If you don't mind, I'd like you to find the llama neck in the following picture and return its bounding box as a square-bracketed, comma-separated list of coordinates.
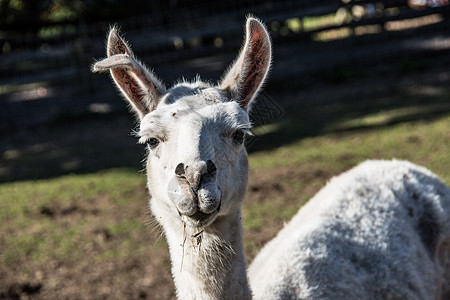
[161, 209, 251, 300]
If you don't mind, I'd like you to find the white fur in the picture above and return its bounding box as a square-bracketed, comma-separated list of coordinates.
[249, 160, 450, 299]
[93, 17, 450, 300]
[143, 84, 253, 299]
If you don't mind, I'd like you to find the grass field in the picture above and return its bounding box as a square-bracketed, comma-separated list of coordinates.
[1, 67, 450, 298]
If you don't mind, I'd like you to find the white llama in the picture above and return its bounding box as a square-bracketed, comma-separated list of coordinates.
[92, 17, 450, 299]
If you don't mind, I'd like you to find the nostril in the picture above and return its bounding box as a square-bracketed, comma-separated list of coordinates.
[206, 160, 216, 175]
[175, 163, 185, 176]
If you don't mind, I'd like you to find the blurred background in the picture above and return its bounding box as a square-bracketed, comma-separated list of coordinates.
[1, 0, 450, 299]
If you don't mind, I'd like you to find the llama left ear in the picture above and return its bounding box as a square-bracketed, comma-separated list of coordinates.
[92, 27, 166, 120]
[220, 17, 272, 111]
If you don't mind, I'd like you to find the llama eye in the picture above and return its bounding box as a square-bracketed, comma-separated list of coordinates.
[232, 130, 245, 145]
[146, 138, 160, 149]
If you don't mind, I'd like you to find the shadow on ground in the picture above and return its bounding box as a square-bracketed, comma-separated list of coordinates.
[248, 88, 450, 153]
[0, 113, 145, 183]
[1, 64, 450, 183]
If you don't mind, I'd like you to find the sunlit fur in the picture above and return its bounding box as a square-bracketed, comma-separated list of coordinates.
[249, 160, 450, 299]
[92, 17, 271, 299]
[142, 82, 252, 299]
[93, 17, 450, 300]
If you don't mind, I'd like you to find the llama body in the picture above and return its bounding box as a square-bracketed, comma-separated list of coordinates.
[93, 17, 450, 300]
[249, 160, 450, 299]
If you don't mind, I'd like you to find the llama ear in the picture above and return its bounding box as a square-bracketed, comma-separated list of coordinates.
[220, 17, 271, 111]
[92, 28, 166, 120]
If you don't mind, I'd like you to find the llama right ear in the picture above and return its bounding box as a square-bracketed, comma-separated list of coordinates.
[92, 28, 166, 120]
[220, 17, 271, 111]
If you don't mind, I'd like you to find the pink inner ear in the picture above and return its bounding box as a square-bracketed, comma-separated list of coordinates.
[251, 26, 263, 41]
[107, 31, 131, 57]
[114, 42, 128, 55]
[111, 68, 149, 115]
[240, 27, 269, 107]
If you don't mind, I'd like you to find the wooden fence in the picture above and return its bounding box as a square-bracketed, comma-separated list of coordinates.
[1, 0, 450, 133]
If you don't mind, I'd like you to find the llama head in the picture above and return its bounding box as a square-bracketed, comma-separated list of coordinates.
[92, 17, 271, 228]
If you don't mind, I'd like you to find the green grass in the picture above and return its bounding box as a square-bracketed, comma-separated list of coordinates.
[0, 103, 449, 297]
[0, 169, 143, 220]
[250, 112, 450, 182]
[243, 198, 297, 230]
[2, 114, 449, 267]
[0, 169, 147, 268]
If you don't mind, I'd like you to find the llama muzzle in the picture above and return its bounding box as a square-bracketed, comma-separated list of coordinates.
[168, 160, 222, 227]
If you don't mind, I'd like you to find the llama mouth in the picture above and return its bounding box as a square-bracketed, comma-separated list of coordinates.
[181, 202, 221, 228]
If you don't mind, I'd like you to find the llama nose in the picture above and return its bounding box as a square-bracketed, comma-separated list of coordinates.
[206, 160, 216, 174]
[175, 160, 216, 191]
[175, 163, 185, 176]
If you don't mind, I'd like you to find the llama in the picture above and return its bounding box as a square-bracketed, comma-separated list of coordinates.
[92, 17, 450, 299]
